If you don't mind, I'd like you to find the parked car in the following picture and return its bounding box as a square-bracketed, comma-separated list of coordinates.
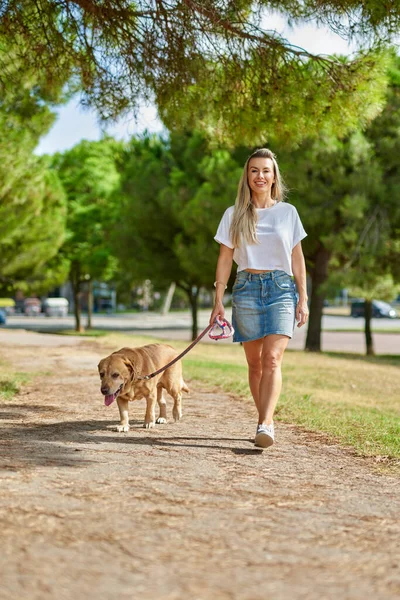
[0, 308, 7, 325]
[350, 299, 398, 319]
[0, 298, 15, 315]
[24, 298, 42, 316]
[43, 297, 69, 317]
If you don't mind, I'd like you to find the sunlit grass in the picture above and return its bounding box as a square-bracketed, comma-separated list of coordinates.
[0, 359, 29, 401]
[38, 328, 110, 337]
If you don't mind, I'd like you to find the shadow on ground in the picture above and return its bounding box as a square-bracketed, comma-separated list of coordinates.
[1, 414, 262, 469]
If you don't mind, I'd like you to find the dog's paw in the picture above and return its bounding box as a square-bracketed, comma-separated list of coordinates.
[116, 424, 130, 433]
[172, 408, 182, 422]
[156, 417, 168, 424]
[143, 422, 155, 429]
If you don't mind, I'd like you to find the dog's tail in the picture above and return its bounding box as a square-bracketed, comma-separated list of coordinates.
[181, 378, 190, 393]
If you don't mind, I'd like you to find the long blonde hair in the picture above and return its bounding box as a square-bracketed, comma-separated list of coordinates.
[230, 148, 287, 247]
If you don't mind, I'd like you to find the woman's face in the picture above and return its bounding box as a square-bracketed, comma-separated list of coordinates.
[247, 157, 275, 195]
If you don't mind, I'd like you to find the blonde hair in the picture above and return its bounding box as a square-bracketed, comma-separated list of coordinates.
[230, 148, 287, 247]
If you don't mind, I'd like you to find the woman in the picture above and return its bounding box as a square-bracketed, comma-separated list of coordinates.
[210, 148, 308, 448]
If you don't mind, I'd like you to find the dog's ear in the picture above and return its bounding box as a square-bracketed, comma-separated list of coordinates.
[97, 359, 104, 372]
[122, 358, 135, 375]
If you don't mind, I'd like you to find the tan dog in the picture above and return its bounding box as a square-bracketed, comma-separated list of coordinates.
[98, 343, 189, 431]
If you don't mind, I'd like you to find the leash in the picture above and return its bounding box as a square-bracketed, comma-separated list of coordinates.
[136, 317, 234, 381]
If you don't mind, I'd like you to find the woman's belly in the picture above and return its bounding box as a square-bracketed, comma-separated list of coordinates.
[244, 269, 274, 274]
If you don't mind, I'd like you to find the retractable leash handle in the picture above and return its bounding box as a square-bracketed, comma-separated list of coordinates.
[136, 316, 234, 382]
[208, 316, 235, 340]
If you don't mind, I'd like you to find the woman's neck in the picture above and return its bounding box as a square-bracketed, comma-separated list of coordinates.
[251, 192, 275, 208]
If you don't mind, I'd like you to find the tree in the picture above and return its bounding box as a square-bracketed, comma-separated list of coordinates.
[0, 39, 68, 292]
[0, 2, 396, 144]
[280, 130, 382, 352]
[276, 53, 400, 355]
[0, 159, 67, 294]
[115, 131, 242, 339]
[365, 55, 400, 286]
[165, 133, 243, 336]
[53, 138, 123, 331]
[338, 54, 400, 355]
[113, 135, 178, 289]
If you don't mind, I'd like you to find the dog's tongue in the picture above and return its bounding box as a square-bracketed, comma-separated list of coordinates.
[104, 394, 115, 406]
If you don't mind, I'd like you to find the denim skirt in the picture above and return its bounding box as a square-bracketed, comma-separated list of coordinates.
[231, 270, 298, 343]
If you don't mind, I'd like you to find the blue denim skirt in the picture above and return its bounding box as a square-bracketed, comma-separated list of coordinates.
[231, 270, 298, 343]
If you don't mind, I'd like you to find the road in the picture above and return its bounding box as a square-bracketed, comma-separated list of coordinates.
[2, 310, 400, 354]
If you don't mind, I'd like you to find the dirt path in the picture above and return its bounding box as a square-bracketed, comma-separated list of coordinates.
[0, 332, 399, 600]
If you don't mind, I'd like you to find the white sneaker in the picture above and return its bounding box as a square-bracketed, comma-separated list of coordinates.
[255, 422, 274, 448]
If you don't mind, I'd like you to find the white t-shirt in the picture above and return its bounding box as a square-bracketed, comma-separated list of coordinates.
[214, 202, 307, 276]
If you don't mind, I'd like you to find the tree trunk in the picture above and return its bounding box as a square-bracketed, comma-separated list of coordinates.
[188, 286, 199, 341]
[70, 263, 83, 332]
[161, 282, 176, 315]
[364, 299, 374, 356]
[72, 283, 82, 332]
[87, 278, 93, 329]
[305, 246, 331, 352]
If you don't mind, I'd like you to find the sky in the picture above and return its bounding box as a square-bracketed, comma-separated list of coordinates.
[35, 12, 356, 156]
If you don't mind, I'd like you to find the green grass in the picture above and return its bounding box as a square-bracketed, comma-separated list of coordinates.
[0, 365, 29, 401]
[276, 392, 399, 459]
[92, 331, 400, 466]
[37, 328, 110, 337]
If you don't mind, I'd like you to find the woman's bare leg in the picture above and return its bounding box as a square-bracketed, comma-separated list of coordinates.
[242, 338, 263, 412]
[258, 334, 290, 425]
[243, 335, 289, 426]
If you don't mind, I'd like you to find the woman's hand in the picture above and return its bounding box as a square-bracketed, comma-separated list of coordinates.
[296, 298, 309, 327]
[209, 301, 225, 325]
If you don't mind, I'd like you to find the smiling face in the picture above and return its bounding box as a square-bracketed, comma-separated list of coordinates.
[98, 355, 132, 406]
[247, 157, 276, 197]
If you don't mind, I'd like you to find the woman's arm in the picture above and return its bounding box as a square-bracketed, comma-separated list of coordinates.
[291, 242, 309, 328]
[209, 244, 234, 324]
